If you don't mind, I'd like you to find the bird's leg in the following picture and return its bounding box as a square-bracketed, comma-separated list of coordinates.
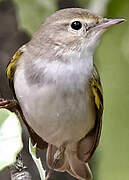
[46, 144, 66, 180]
[0, 98, 18, 111]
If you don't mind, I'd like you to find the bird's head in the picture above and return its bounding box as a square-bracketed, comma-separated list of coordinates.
[31, 8, 125, 59]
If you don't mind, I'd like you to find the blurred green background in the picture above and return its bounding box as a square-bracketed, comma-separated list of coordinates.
[0, 0, 129, 179]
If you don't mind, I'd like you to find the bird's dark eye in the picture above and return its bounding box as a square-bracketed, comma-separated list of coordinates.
[71, 21, 82, 30]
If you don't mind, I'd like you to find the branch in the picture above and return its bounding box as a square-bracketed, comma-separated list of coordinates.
[9, 154, 32, 180]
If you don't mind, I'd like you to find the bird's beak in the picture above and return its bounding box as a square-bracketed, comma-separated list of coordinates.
[94, 18, 126, 30]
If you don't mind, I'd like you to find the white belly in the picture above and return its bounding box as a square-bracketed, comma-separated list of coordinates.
[14, 60, 95, 147]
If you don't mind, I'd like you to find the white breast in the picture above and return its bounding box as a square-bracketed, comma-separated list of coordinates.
[14, 56, 95, 147]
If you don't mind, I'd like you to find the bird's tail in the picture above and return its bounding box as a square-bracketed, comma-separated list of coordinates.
[46, 143, 92, 180]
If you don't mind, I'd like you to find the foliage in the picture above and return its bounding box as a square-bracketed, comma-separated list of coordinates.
[14, 0, 57, 35]
[76, 0, 89, 8]
[94, 1, 129, 180]
[0, 109, 23, 171]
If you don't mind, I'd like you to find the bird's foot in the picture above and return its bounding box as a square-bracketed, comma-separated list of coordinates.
[0, 98, 18, 111]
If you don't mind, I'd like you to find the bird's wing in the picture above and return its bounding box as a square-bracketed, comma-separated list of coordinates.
[6, 45, 25, 97]
[6, 45, 48, 149]
[77, 64, 103, 162]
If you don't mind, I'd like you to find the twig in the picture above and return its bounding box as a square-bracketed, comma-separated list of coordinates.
[9, 154, 32, 180]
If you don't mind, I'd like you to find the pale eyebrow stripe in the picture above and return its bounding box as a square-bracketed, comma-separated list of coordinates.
[52, 17, 96, 27]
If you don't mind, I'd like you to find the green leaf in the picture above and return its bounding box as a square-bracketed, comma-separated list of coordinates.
[0, 109, 23, 171]
[14, 0, 57, 35]
[29, 138, 46, 180]
[93, 1, 129, 180]
[77, 0, 89, 8]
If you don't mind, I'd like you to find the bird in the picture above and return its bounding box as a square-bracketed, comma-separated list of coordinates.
[6, 8, 125, 180]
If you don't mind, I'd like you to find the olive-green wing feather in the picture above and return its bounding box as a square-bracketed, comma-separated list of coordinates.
[78, 64, 103, 162]
[6, 45, 48, 149]
[6, 45, 25, 97]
